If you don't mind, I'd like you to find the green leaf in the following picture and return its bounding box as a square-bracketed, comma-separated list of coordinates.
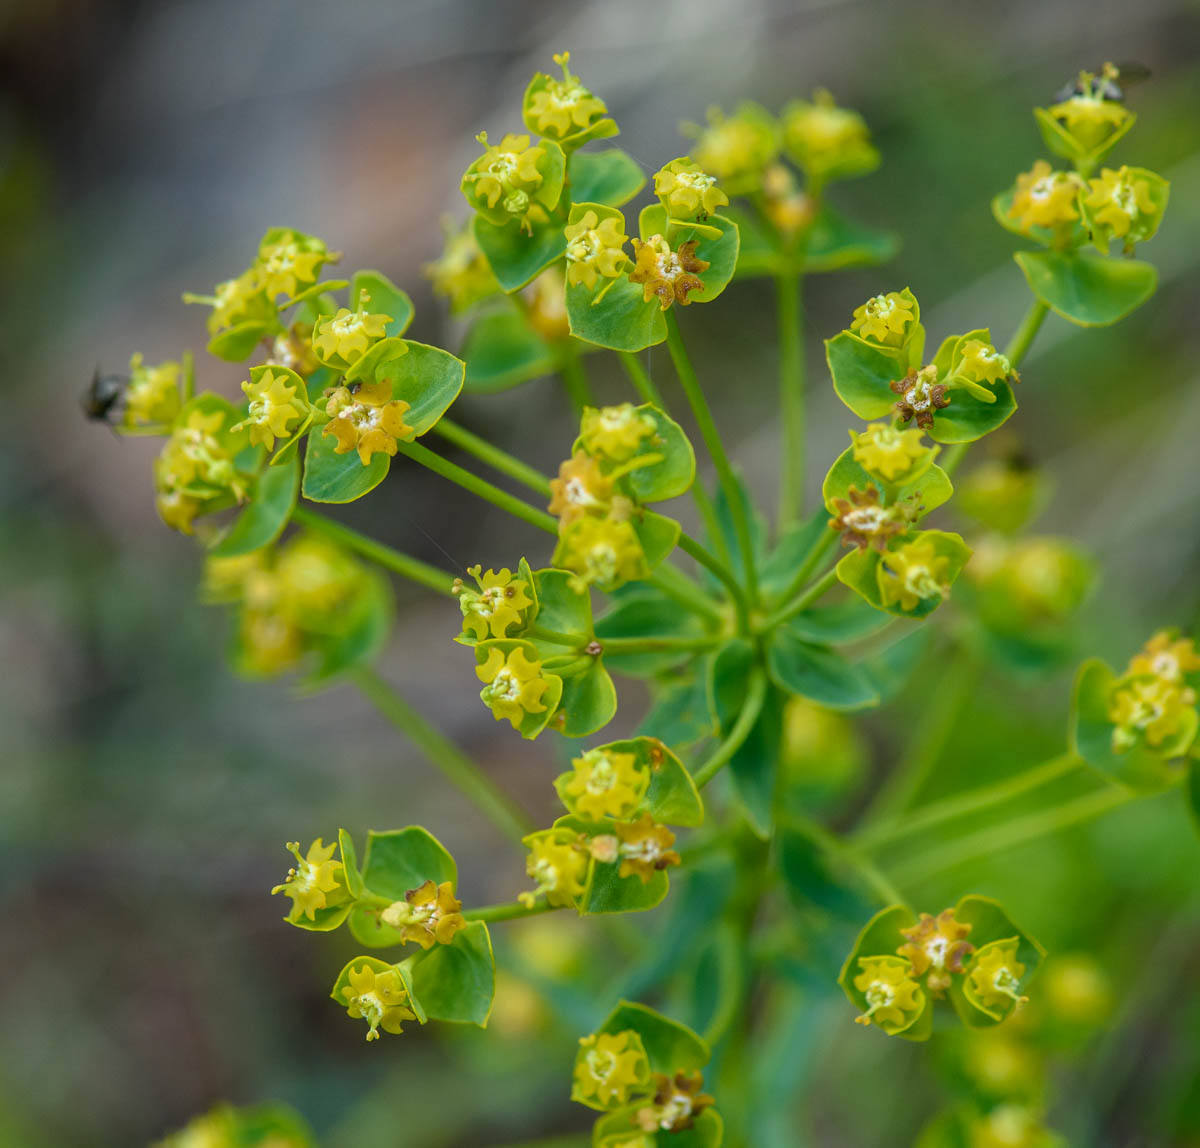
[707, 638, 757, 728]
[337, 828, 364, 898]
[1188, 759, 1200, 838]
[861, 626, 930, 701]
[1014, 249, 1157, 327]
[837, 530, 973, 620]
[207, 318, 276, 363]
[474, 210, 566, 293]
[330, 955, 424, 1024]
[760, 511, 831, 601]
[306, 569, 393, 684]
[596, 1000, 710, 1073]
[567, 148, 646, 207]
[723, 204, 787, 279]
[785, 597, 893, 645]
[617, 404, 696, 504]
[728, 685, 785, 837]
[389, 340, 465, 435]
[822, 445, 953, 519]
[777, 819, 875, 922]
[560, 736, 704, 827]
[361, 826, 457, 898]
[929, 381, 1018, 445]
[208, 452, 299, 557]
[556, 658, 617, 738]
[403, 920, 495, 1026]
[341, 336, 409, 387]
[530, 567, 593, 641]
[475, 638, 565, 740]
[284, 900, 353, 933]
[634, 509, 681, 570]
[583, 856, 670, 915]
[595, 591, 708, 677]
[567, 276, 667, 352]
[951, 895, 1045, 1027]
[351, 270, 414, 338]
[825, 330, 908, 421]
[803, 205, 899, 273]
[301, 429, 390, 503]
[461, 308, 554, 393]
[638, 672, 717, 751]
[766, 625, 880, 711]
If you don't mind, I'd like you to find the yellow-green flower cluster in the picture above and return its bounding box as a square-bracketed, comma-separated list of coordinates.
[339, 961, 417, 1042]
[379, 879, 465, 950]
[322, 378, 414, 466]
[524, 51, 611, 144]
[123, 352, 184, 429]
[153, 404, 250, 534]
[477, 643, 556, 731]
[850, 291, 917, 347]
[425, 216, 502, 313]
[686, 103, 779, 196]
[564, 210, 630, 291]
[561, 746, 648, 820]
[311, 289, 393, 369]
[271, 838, 350, 923]
[573, 1030, 651, 1109]
[231, 366, 310, 452]
[1107, 630, 1199, 755]
[519, 830, 589, 908]
[454, 564, 534, 642]
[653, 158, 729, 222]
[781, 89, 879, 186]
[462, 131, 552, 232]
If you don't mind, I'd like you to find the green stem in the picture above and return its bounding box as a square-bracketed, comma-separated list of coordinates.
[678, 531, 749, 628]
[790, 813, 907, 909]
[464, 900, 559, 923]
[350, 666, 533, 844]
[527, 624, 585, 648]
[665, 311, 759, 604]
[395, 439, 559, 535]
[598, 634, 720, 655]
[693, 671, 768, 788]
[892, 785, 1132, 886]
[431, 418, 552, 497]
[769, 525, 836, 609]
[291, 506, 454, 595]
[618, 350, 666, 408]
[761, 564, 839, 630]
[560, 347, 594, 414]
[776, 272, 805, 529]
[856, 753, 1082, 851]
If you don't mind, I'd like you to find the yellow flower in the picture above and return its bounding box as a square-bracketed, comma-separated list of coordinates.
[967, 939, 1029, 1015]
[1008, 161, 1080, 231]
[274, 534, 359, 621]
[464, 131, 547, 216]
[424, 216, 501, 313]
[957, 340, 1015, 386]
[312, 290, 392, 366]
[850, 422, 931, 482]
[635, 1071, 715, 1134]
[267, 324, 320, 377]
[526, 51, 608, 141]
[1049, 67, 1132, 151]
[613, 813, 680, 883]
[572, 1030, 650, 1108]
[232, 368, 306, 451]
[1083, 166, 1157, 240]
[340, 963, 416, 1041]
[654, 159, 728, 221]
[688, 103, 779, 195]
[549, 450, 614, 525]
[154, 490, 203, 534]
[123, 353, 182, 427]
[877, 538, 952, 612]
[1108, 674, 1197, 752]
[761, 162, 816, 235]
[579, 403, 658, 462]
[380, 879, 465, 949]
[238, 609, 304, 676]
[205, 267, 271, 334]
[897, 908, 975, 997]
[564, 747, 648, 819]
[271, 838, 346, 921]
[323, 378, 414, 466]
[1041, 953, 1112, 1025]
[829, 486, 910, 552]
[257, 230, 331, 299]
[454, 565, 534, 641]
[477, 645, 552, 728]
[1127, 630, 1200, 683]
[520, 833, 587, 908]
[556, 515, 647, 591]
[629, 235, 709, 310]
[851, 291, 916, 346]
[852, 956, 925, 1032]
[781, 89, 878, 183]
[564, 211, 629, 290]
[153, 408, 248, 529]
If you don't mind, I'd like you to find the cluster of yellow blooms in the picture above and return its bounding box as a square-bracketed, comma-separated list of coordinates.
[1107, 631, 1200, 754]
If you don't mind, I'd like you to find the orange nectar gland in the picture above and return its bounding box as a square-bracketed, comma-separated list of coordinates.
[636, 1071, 715, 1134]
[1107, 675, 1196, 753]
[830, 486, 912, 552]
[613, 813, 680, 883]
[520, 835, 588, 908]
[628, 236, 709, 310]
[322, 379, 414, 466]
[312, 290, 392, 365]
[232, 369, 305, 452]
[850, 423, 930, 482]
[380, 879, 465, 949]
[340, 963, 416, 1042]
[549, 451, 615, 525]
[851, 292, 916, 347]
[477, 645, 552, 728]
[968, 941, 1029, 1013]
[890, 366, 951, 430]
[272, 839, 344, 921]
[898, 908, 975, 997]
[878, 538, 952, 613]
[573, 1031, 649, 1107]
[853, 956, 924, 1031]
[1128, 631, 1200, 683]
[454, 565, 533, 641]
[526, 51, 608, 140]
[1008, 162, 1081, 232]
[564, 211, 629, 292]
[654, 159, 729, 221]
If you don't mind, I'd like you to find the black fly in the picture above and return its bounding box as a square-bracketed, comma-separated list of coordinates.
[1053, 61, 1151, 105]
[81, 368, 127, 423]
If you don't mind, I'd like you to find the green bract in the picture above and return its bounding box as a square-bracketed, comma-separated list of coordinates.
[1014, 249, 1158, 327]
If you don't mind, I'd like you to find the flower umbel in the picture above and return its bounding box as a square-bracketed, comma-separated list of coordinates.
[563, 747, 648, 820]
[897, 908, 975, 996]
[579, 404, 659, 462]
[851, 292, 916, 347]
[850, 422, 932, 482]
[340, 963, 416, 1042]
[556, 515, 647, 592]
[549, 451, 615, 525]
[687, 103, 779, 195]
[1127, 630, 1200, 684]
[379, 879, 465, 949]
[424, 216, 501, 313]
[1108, 674, 1196, 753]
[967, 939, 1029, 1015]
[257, 230, 332, 300]
[564, 211, 629, 290]
[124, 353, 183, 428]
[477, 645, 552, 728]
[463, 132, 547, 223]
[323, 379, 414, 466]
[654, 158, 728, 221]
[232, 368, 306, 451]
[1008, 161, 1081, 232]
[453, 565, 534, 641]
[526, 51, 609, 141]
[312, 290, 392, 366]
[272, 838, 346, 921]
[572, 1030, 650, 1108]
[853, 956, 925, 1033]
[628, 236, 709, 310]
[890, 366, 951, 430]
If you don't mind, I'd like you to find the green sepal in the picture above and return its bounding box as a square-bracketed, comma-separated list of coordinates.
[638, 204, 740, 304]
[567, 148, 646, 207]
[461, 307, 555, 393]
[401, 920, 494, 1026]
[595, 591, 709, 677]
[803, 205, 899, 273]
[1069, 658, 1195, 792]
[351, 269, 415, 338]
[1033, 105, 1135, 171]
[207, 318, 278, 363]
[555, 814, 671, 914]
[836, 530, 972, 619]
[208, 450, 299, 557]
[474, 206, 567, 293]
[282, 900, 353, 933]
[475, 637, 565, 739]
[822, 445, 951, 519]
[1014, 249, 1157, 327]
[595, 1000, 710, 1073]
[301, 428, 391, 503]
[766, 625, 880, 711]
[837, 904, 931, 1041]
[594, 1107, 724, 1148]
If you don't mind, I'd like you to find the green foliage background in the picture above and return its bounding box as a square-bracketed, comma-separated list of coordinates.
[1, 2, 1199, 1145]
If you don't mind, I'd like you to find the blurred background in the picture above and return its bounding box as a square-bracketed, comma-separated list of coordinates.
[2, 0, 1200, 1145]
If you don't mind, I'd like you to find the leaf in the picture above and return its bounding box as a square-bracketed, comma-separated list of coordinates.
[567, 148, 646, 207]
[728, 685, 785, 837]
[530, 567, 593, 640]
[777, 819, 875, 922]
[567, 275, 667, 352]
[637, 672, 717, 752]
[785, 597, 894, 644]
[822, 445, 953, 519]
[582, 858, 670, 915]
[803, 205, 899, 274]
[351, 270, 414, 339]
[1189, 759, 1200, 838]
[208, 452, 299, 557]
[707, 638, 757, 727]
[1014, 249, 1157, 327]
[595, 591, 708, 678]
[301, 429, 390, 504]
[474, 210, 566, 293]
[361, 826, 457, 899]
[837, 530, 973, 620]
[595, 1108, 724, 1148]
[634, 509, 681, 570]
[461, 308, 554, 393]
[861, 626, 931, 702]
[207, 318, 275, 363]
[619, 404, 696, 504]
[825, 330, 908, 421]
[950, 895, 1045, 1028]
[596, 1000, 710, 1073]
[559, 736, 704, 827]
[337, 828, 363, 898]
[723, 204, 787, 279]
[759, 510, 831, 601]
[708, 469, 768, 589]
[766, 625, 880, 711]
[403, 921, 495, 1026]
[556, 659, 617, 738]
